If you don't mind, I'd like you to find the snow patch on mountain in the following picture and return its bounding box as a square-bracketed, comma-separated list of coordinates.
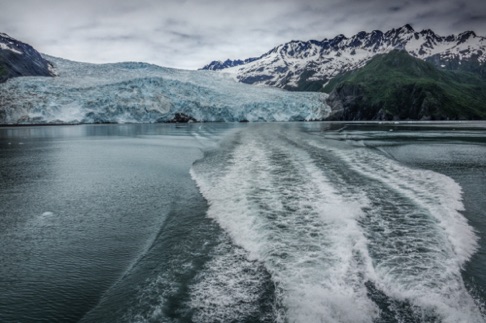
[0, 33, 24, 55]
[0, 42, 23, 55]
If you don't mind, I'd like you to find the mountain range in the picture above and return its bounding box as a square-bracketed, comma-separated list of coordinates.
[202, 24, 486, 91]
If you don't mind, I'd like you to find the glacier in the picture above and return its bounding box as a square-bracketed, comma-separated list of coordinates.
[0, 56, 329, 124]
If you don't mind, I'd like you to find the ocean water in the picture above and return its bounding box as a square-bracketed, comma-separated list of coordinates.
[0, 122, 485, 323]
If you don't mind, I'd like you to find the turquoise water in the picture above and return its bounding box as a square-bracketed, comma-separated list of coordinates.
[0, 122, 485, 322]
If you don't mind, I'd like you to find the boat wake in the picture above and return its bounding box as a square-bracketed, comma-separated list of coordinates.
[190, 124, 484, 323]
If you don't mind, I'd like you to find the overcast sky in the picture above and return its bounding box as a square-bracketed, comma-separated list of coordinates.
[1, 0, 485, 69]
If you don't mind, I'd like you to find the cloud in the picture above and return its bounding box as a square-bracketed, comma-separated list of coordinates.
[0, 0, 485, 69]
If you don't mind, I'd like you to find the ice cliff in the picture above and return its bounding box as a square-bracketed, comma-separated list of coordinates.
[0, 56, 329, 124]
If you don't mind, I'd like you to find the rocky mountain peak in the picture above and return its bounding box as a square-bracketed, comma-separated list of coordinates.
[402, 24, 415, 32]
[457, 31, 477, 43]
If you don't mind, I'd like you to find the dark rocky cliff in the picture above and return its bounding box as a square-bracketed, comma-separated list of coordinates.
[0, 33, 54, 83]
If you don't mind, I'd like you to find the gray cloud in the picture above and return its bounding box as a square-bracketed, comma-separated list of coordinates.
[0, 0, 485, 69]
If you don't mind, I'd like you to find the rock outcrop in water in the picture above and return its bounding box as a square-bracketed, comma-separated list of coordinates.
[167, 113, 197, 123]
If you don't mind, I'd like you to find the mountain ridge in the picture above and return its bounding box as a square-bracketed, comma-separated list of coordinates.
[201, 25, 486, 91]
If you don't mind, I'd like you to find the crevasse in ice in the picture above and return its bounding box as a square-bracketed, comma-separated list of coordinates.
[0, 56, 329, 124]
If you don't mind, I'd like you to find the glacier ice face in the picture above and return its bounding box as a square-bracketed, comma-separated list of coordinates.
[0, 56, 329, 124]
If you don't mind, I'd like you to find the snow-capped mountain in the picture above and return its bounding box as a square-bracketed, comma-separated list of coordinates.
[0, 55, 328, 124]
[0, 33, 54, 82]
[201, 25, 486, 90]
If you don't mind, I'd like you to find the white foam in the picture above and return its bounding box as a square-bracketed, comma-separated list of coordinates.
[336, 148, 477, 265]
[124, 271, 180, 323]
[305, 139, 483, 322]
[191, 127, 379, 322]
[187, 236, 273, 322]
[191, 125, 484, 322]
